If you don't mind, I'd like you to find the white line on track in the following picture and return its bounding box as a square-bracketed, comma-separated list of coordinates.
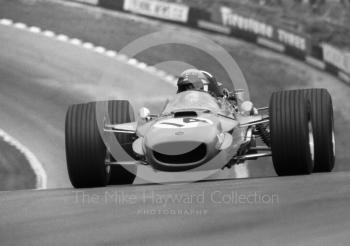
[127, 58, 138, 65]
[70, 38, 82, 45]
[13, 22, 27, 29]
[82, 42, 94, 49]
[8, 19, 178, 86]
[0, 18, 177, 85]
[136, 62, 147, 69]
[115, 54, 129, 62]
[105, 50, 117, 57]
[0, 129, 47, 189]
[29, 26, 41, 33]
[0, 18, 13, 26]
[155, 70, 167, 77]
[43, 30, 55, 37]
[56, 34, 69, 42]
[94, 46, 106, 53]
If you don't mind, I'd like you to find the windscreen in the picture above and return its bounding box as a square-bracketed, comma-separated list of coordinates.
[162, 91, 221, 114]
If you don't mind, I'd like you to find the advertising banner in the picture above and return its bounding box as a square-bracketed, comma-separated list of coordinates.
[123, 0, 190, 23]
[220, 6, 308, 51]
[322, 43, 350, 74]
[220, 6, 274, 39]
[276, 28, 307, 51]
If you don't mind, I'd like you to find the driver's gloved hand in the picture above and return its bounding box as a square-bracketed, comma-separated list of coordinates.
[223, 88, 236, 100]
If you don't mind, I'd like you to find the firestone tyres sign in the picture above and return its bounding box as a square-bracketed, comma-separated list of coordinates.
[220, 6, 307, 51]
[277, 29, 306, 51]
[123, 0, 190, 23]
[220, 6, 274, 39]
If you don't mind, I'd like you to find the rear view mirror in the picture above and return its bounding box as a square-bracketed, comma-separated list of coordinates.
[139, 107, 151, 119]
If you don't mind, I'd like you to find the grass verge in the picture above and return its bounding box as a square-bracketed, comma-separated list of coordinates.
[0, 138, 36, 190]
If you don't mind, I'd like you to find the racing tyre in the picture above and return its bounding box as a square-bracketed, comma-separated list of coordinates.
[65, 100, 136, 188]
[269, 90, 314, 176]
[302, 89, 335, 172]
[65, 102, 108, 188]
[107, 100, 137, 185]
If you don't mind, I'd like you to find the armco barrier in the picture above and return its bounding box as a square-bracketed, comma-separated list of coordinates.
[98, 0, 123, 11]
[310, 43, 323, 60]
[68, 0, 350, 86]
[284, 46, 305, 60]
[187, 7, 210, 27]
[73, 0, 99, 5]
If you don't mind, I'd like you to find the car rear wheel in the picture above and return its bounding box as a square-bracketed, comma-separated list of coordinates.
[301, 88, 335, 172]
[269, 90, 314, 176]
[65, 100, 136, 188]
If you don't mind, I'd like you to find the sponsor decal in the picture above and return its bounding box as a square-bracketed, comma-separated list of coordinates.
[322, 43, 350, 74]
[277, 29, 306, 51]
[154, 117, 213, 128]
[123, 0, 189, 23]
[220, 6, 274, 39]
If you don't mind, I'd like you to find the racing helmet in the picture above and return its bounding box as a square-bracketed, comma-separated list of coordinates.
[177, 69, 210, 93]
[200, 70, 224, 97]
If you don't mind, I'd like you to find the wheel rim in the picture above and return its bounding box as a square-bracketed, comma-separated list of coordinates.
[308, 121, 315, 162]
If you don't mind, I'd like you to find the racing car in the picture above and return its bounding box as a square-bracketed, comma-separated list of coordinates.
[65, 70, 335, 188]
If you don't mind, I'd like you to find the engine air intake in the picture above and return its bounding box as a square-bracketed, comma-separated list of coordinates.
[153, 143, 206, 164]
[174, 111, 197, 118]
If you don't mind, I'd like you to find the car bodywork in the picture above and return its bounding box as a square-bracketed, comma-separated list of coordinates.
[104, 90, 270, 172]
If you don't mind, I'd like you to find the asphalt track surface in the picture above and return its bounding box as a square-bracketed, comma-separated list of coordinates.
[1, 10, 350, 245]
[0, 24, 175, 189]
[1, 172, 350, 246]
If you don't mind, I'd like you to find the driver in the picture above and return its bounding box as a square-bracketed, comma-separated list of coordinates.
[177, 69, 224, 97]
[177, 69, 209, 93]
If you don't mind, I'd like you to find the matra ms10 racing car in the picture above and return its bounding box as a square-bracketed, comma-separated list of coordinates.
[65, 70, 335, 188]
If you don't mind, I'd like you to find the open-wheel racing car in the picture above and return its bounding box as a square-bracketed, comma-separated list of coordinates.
[65, 71, 335, 188]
